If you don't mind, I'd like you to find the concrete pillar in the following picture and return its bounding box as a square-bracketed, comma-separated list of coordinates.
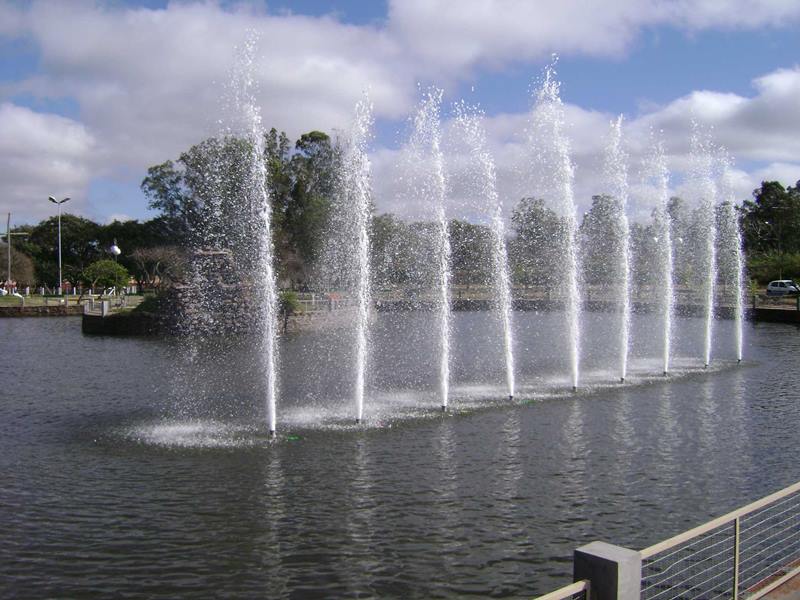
[574, 541, 641, 600]
[101, 300, 110, 317]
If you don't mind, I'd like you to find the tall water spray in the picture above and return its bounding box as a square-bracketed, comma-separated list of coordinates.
[249, 120, 280, 437]
[719, 157, 746, 363]
[455, 104, 515, 400]
[409, 90, 451, 410]
[342, 96, 375, 424]
[690, 128, 718, 368]
[530, 64, 581, 390]
[231, 35, 280, 436]
[650, 137, 675, 375]
[604, 117, 632, 382]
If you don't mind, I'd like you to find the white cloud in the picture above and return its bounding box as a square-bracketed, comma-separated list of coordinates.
[370, 65, 800, 224]
[386, 0, 800, 78]
[0, 0, 799, 224]
[0, 103, 95, 223]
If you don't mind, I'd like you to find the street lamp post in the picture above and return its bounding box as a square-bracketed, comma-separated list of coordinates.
[48, 196, 70, 295]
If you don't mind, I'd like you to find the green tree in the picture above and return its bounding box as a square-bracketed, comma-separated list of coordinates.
[510, 197, 567, 286]
[82, 260, 130, 291]
[449, 219, 492, 287]
[0, 244, 36, 287]
[279, 289, 301, 332]
[25, 214, 102, 286]
[97, 218, 173, 278]
[579, 194, 634, 286]
[140, 160, 194, 243]
[283, 131, 337, 266]
[741, 180, 800, 254]
[370, 214, 419, 287]
[629, 221, 658, 287]
[142, 130, 340, 285]
[129, 246, 186, 292]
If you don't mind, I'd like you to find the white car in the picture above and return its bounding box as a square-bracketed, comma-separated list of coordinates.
[766, 280, 800, 296]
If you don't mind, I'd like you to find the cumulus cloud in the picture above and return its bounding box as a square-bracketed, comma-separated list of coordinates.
[0, 103, 95, 223]
[370, 65, 800, 224]
[0, 0, 799, 224]
[387, 0, 800, 78]
[8, 1, 414, 165]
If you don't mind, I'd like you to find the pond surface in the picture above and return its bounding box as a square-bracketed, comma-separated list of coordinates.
[1, 311, 798, 598]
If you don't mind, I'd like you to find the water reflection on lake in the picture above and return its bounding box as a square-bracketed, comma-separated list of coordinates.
[1, 313, 798, 598]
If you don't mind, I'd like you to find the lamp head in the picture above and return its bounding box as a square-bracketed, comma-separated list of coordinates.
[48, 196, 57, 203]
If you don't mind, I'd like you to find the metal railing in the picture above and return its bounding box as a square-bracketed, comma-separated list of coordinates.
[535, 579, 590, 600]
[640, 480, 800, 600]
[532, 480, 800, 600]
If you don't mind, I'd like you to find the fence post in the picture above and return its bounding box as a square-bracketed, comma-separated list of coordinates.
[732, 517, 741, 599]
[574, 541, 641, 600]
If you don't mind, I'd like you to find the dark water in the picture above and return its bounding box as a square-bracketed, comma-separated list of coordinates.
[1, 312, 799, 598]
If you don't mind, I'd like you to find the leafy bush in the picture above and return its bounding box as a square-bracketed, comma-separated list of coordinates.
[747, 252, 800, 284]
[82, 260, 130, 290]
[279, 290, 301, 316]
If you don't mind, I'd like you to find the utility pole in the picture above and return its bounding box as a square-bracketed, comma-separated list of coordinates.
[3, 213, 29, 292]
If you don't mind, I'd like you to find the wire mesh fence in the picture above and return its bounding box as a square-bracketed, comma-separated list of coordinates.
[641, 483, 800, 600]
[738, 488, 800, 596]
[641, 522, 736, 599]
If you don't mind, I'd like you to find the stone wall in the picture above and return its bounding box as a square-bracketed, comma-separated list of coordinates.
[166, 283, 262, 335]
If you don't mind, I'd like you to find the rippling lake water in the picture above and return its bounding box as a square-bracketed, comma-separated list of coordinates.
[1, 312, 798, 598]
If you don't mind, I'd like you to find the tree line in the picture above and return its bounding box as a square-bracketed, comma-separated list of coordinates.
[5, 126, 798, 293]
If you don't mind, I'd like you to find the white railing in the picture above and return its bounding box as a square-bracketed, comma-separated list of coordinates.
[534, 579, 590, 600]
[640, 480, 800, 600]
[532, 480, 800, 600]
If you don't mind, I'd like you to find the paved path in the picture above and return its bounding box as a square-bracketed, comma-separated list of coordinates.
[760, 569, 800, 600]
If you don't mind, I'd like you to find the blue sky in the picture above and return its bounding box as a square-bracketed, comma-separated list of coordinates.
[1, 0, 799, 225]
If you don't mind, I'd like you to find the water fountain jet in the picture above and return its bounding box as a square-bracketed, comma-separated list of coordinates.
[604, 116, 632, 384]
[718, 155, 746, 365]
[454, 102, 516, 402]
[529, 63, 582, 390]
[648, 135, 675, 376]
[337, 95, 376, 425]
[690, 126, 719, 369]
[408, 89, 452, 411]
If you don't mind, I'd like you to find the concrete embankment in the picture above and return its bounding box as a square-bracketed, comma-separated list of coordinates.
[80, 294, 800, 336]
[0, 305, 83, 317]
[377, 297, 800, 323]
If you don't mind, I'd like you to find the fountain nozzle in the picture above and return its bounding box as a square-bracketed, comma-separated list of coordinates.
[663, 371, 668, 377]
[620, 377, 625, 383]
[737, 358, 742, 364]
[508, 395, 513, 401]
[704, 363, 709, 369]
[269, 430, 276, 440]
[355, 418, 361, 425]
[441, 405, 447, 413]
[572, 385, 577, 392]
